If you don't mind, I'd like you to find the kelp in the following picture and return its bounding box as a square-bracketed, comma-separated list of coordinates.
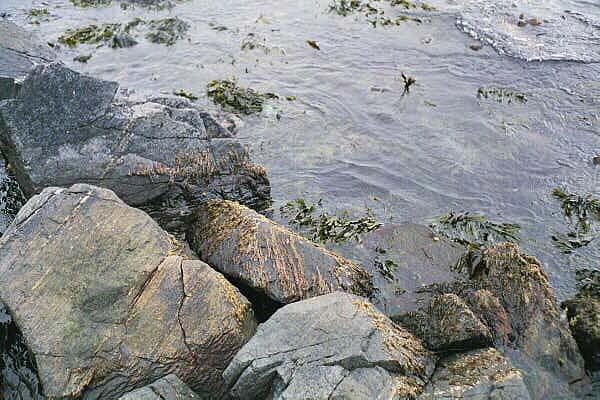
[280, 198, 381, 244]
[551, 188, 600, 253]
[430, 210, 520, 250]
[58, 17, 187, 48]
[173, 89, 198, 101]
[328, 0, 432, 27]
[477, 87, 527, 104]
[207, 79, 278, 115]
[145, 17, 189, 45]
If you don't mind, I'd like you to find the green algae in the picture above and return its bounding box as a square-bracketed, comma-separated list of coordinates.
[477, 87, 527, 104]
[207, 79, 278, 115]
[280, 198, 381, 244]
[430, 210, 520, 250]
[173, 89, 198, 100]
[58, 23, 122, 47]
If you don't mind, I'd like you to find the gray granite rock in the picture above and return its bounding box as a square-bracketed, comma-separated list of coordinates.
[118, 374, 202, 399]
[419, 348, 531, 400]
[0, 63, 270, 234]
[223, 292, 435, 400]
[0, 184, 256, 399]
[187, 200, 374, 310]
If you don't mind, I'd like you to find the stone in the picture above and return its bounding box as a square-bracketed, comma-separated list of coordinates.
[330, 223, 466, 319]
[563, 289, 600, 371]
[118, 374, 201, 399]
[0, 20, 54, 100]
[464, 243, 589, 399]
[419, 348, 531, 400]
[398, 293, 492, 353]
[0, 63, 270, 235]
[0, 184, 256, 399]
[187, 200, 374, 311]
[223, 292, 435, 400]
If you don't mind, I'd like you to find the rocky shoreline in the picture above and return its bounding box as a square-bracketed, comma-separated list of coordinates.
[0, 20, 598, 400]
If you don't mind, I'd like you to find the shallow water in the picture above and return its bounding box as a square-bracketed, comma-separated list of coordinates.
[1, 0, 599, 300]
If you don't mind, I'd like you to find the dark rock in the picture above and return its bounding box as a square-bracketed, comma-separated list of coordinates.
[331, 223, 467, 318]
[223, 292, 435, 400]
[0, 63, 270, 235]
[0, 20, 54, 101]
[462, 288, 512, 347]
[0, 184, 256, 399]
[563, 291, 600, 371]
[398, 293, 492, 353]
[0, 158, 26, 235]
[187, 200, 374, 307]
[419, 348, 531, 399]
[118, 374, 201, 399]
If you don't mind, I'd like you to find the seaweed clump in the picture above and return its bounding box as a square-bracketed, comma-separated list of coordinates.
[173, 89, 198, 101]
[145, 17, 189, 45]
[280, 198, 381, 244]
[58, 23, 131, 48]
[551, 188, 600, 253]
[70, 0, 112, 6]
[328, 0, 432, 27]
[207, 79, 278, 115]
[477, 87, 527, 104]
[26, 8, 50, 25]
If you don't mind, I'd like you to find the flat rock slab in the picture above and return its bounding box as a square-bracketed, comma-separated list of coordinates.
[419, 348, 531, 400]
[0, 184, 256, 399]
[0, 62, 270, 234]
[0, 20, 54, 100]
[224, 292, 435, 400]
[187, 200, 374, 307]
[118, 374, 201, 399]
[331, 223, 467, 318]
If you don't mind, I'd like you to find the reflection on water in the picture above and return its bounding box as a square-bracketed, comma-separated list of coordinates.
[0, 0, 599, 299]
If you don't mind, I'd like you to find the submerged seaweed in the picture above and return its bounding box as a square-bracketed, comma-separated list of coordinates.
[145, 17, 189, 45]
[574, 268, 600, 298]
[173, 89, 198, 100]
[430, 210, 520, 250]
[207, 79, 278, 115]
[551, 188, 600, 253]
[477, 87, 527, 104]
[280, 198, 381, 244]
[328, 0, 431, 27]
[58, 23, 129, 47]
[70, 0, 112, 7]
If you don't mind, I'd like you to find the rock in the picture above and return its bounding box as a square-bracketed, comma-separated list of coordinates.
[464, 243, 589, 399]
[223, 292, 435, 400]
[0, 184, 256, 399]
[330, 223, 466, 319]
[0, 62, 270, 235]
[462, 289, 512, 347]
[0, 20, 54, 100]
[0, 158, 25, 235]
[419, 348, 531, 400]
[562, 287, 600, 371]
[398, 293, 492, 353]
[187, 200, 374, 312]
[118, 374, 201, 399]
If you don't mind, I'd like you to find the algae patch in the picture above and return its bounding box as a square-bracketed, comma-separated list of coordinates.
[173, 89, 198, 101]
[328, 0, 432, 27]
[280, 198, 381, 244]
[477, 87, 527, 104]
[145, 17, 190, 45]
[551, 188, 600, 253]
[207, 79, 278, 115]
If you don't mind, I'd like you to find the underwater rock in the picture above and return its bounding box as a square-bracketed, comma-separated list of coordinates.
[0, 184, 256, 399]
[419, 348, 531, 400]
[187, 200, 374, 314]
[118, 374, 201, 399]
[223, 292, 435, 400]
[0, 63, 270, 234]
[331, 223, 467, 319]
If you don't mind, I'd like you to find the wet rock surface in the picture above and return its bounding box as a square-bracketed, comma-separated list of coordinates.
[0, 62, 270, 234]
[562, 285, 600, 372]
[223, 292, 435, 400]
[0, 184, 256, 399]
[187, 200, 374, 309]
[419, 348, 531, 400]
[118, 374, 201, 399]
[331, 223, 467, 318]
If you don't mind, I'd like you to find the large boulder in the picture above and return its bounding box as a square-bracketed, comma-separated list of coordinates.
[0, 20, 54, 100]
[223, 292, 436, 400]
[419, 348, 531, 400]
[118, 374, 200, 399]
[331, 223, 466, 319]
[0, 62, 270, 234]
[187, 200, 374, 310]
[0, 184, 256, 399]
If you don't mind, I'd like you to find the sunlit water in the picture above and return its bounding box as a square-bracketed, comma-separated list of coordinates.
[1, 0, 599, 300]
